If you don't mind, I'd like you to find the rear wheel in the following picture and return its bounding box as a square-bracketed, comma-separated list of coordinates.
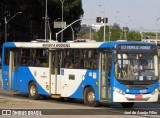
[84, 87, 99, 107]
[28, 82, 40, 100]
[121, 102, 134, 108]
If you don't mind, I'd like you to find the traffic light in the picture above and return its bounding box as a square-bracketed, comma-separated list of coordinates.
[96, 17, 108, 23]
[96, 17, 103, 23]
[103, 18, 108, 23]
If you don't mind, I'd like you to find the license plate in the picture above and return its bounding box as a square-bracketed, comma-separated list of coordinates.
[135, 94, 142, 99]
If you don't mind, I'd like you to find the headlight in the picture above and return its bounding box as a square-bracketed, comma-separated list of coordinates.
[113, 87, 125, 95]
[151, 89, 158, 95]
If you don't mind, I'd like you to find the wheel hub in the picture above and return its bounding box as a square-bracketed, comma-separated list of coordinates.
[88, 91, 95, 102]
[30, 86, 36, 96]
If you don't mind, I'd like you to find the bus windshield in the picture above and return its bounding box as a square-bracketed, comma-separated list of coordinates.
[115, 53, 158, 82]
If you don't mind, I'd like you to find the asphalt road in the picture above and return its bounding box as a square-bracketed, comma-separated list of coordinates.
[0, 69, 160, 118]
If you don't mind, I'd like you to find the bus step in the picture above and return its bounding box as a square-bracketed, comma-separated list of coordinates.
[51, 94, 61, 99]
[10, 90, 18, 92]
[99, 99, 111, 102]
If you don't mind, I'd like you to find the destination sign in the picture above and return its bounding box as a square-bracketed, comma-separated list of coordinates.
[119, 45, 151, 50]
[117, 44, 157, 53]
[42, 43, 70, 48]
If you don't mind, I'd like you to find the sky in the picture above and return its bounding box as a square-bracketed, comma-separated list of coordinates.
[82, 0, 160, 31]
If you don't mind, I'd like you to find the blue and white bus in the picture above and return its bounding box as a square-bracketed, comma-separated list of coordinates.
[1, 41, 159, 107]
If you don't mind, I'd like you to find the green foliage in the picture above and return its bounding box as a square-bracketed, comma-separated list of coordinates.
[92, 24, 141, 42]
[78, 30, 87, 38]
[127, 31, 141, 41]
[143, 32, 156, 36]
[0, 0, 83, 42]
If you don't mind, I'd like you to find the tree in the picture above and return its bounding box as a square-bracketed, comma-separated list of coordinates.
[92, 23, 141, 41]
[0, 0, 84, 43]
[143, 32, 156, 36]
[93, 24, 122, 41]
[127, 31, 141, 41]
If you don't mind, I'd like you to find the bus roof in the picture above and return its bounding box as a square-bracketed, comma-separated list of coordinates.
[3, 41, 156, 49]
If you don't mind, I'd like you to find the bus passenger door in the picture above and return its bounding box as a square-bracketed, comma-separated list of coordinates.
[99, 51, 111, 101]
[50, 50, 62, 95]
[9, 50, 19, 90]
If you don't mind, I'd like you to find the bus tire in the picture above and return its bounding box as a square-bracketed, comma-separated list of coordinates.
[28, 82, 40, 100]
[84, 87, 99, 107]
[121, 102, 134, 108]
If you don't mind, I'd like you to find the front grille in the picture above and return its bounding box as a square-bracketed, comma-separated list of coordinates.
[125, 85, 152, 89]
[126, 97, 150, 101]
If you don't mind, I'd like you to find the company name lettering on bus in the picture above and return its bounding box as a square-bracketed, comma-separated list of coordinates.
[120, 46, 151, 50]
[42, 44, 70, 48]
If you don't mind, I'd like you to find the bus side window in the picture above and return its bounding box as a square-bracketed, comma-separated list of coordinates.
[28, 59, 34, 66]
[65, 61, 70, 68]
[35, 59, 41, 66]
[22, 59, 27, 66]
[41, 59, 48, 67]
[5, 58, 9, 65]
[4, 48, 9, 65]
[74, 62, 79, 68]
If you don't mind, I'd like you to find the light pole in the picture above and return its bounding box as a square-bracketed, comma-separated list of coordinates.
[54, 18, 61, 23]
[56, 19, 82, 41]
[48, 18, 61, 40]
[140, 26, 143, 40]
[109, 25, 111, 41]
[90, 25, 92, 39]
[124, 16, 131, 40]
[4, 11, 22, 42]
[47, 20, 51, 40]
[70, 26, 74, 41]
[59, 0, 65, 42]
[156, 18, 160, 41]
[55, 18, 94, 41]
[103, 0, 107, 42]
[124, 27, 127, 40]
[44, 0, 48, 41]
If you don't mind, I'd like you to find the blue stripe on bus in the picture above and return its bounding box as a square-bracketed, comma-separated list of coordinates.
[2, 66, 9, 90]
[3, 42, 16, 47]
[17, 67, 49, 95]
[99, 41, 155, 48]
[69, 70, 99, 100]
[2, 66, 49, 96]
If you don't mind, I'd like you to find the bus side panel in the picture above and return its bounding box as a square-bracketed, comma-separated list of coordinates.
[17, 67, 50, 96]
[70, 70, 99, 100]
[12, 71, 19, 90]
[61, 69, 99, 100]
[17, 67, 28, 93]
[60, 69, 86, 98]
[2, 66, 9, 90]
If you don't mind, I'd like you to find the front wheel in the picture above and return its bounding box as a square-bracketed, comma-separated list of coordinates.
[121, 102, 134, 108]
[84, 87, 99, 107]
[28, 82, 40, 100]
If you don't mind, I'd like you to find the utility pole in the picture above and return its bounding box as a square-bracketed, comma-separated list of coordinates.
[103, 0, 107, 42]
[4, 12, 22, 42]
[59, 0, 65, 42]
[45, 0, 48, 41]
[156, 18, 160, 42]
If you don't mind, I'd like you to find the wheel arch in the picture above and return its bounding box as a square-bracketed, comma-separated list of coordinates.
[83, 85, 99, 107]
[28, 80, 36, 88]
[83, 85, 94, 103]
[28, 80, 40, 100]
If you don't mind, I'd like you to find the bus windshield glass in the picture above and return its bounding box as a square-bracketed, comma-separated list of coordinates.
[115, 53, 158, 82]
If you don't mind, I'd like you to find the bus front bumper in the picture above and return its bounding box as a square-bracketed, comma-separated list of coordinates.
[113, 90, 159, 102]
